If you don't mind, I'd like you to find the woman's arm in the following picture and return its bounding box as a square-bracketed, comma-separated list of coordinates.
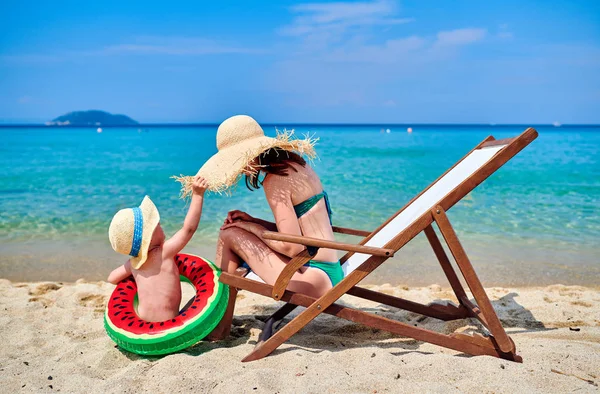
[260, 175, 305, 257]
[224, 210, 278, 232]
[250, 217, 278, 231]
[220, 176, 305, 257]
[221, 220, 303, 258]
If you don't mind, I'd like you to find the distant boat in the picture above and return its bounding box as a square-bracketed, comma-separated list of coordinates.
[407, 127, 413, 133]
[553, 121, 561, 127]
[97, 127, 102, 133]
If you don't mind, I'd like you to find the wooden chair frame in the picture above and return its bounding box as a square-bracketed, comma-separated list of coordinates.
[216, 128, 538, 363]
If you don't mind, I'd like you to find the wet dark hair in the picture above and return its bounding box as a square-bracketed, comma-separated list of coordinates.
[245, 148, 306, 191]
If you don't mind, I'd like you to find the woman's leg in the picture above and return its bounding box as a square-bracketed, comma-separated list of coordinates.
[217, 227, 332, 299]
[207, 229, 244, 341]
[215, 227, 242, 273]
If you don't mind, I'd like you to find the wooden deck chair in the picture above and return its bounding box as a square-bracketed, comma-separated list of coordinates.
[216, 127, 538, 363]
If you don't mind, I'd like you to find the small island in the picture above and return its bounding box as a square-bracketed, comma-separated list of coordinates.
[46, 110, 138, 126]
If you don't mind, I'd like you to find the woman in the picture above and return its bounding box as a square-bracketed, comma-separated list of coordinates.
[178, 115, 341, 299]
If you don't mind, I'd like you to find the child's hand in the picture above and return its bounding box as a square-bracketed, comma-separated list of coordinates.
[192, 175, 209, 195]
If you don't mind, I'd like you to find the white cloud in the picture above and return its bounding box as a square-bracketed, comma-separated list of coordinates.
[280, 0, 414, 38]
[435, 28, 487, 46]
[326, 36, 425, 63]
[95, 37, 265, 56]
[292, 0, 396, 24]
[1, 37, 265, 65]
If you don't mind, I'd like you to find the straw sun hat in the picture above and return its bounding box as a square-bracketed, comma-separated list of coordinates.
[174, 115, 317, 195]
[108, 196, 160, 269]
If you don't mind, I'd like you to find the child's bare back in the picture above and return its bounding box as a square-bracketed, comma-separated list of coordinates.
[107, 176, 208, 322]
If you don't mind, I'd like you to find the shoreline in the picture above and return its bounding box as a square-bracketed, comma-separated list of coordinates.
[1, 236, 599, 287]
[1, 279, 598, 393]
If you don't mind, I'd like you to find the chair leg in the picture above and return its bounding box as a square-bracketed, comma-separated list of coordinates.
[424, 225, 470, 304]
[241, 254, 390, 362]
[206, 268, 249, 341]
[433, 206, 514, 353]
[205, 285, 238, 341]
[256, 303, 298, 346]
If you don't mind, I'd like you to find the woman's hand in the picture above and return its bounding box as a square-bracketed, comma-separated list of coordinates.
[223, 210, 254, 225]
[220, 221, 265, 238]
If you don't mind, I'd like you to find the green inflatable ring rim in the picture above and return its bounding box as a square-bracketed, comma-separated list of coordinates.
[104, 256, 229, 356]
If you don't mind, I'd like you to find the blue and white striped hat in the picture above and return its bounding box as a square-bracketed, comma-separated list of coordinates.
[108, 196, 160, 269]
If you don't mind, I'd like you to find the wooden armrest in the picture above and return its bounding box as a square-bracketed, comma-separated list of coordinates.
[271, 248, 318, 300]
[262, 231, 394, 257]
[331, 226, 371, 237]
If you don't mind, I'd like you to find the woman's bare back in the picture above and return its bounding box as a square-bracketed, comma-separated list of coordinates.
[265, 162, 338, 263]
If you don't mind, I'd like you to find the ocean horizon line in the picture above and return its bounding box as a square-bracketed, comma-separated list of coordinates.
[1, 122, 599, 129]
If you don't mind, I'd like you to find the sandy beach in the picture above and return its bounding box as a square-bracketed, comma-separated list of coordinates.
[1, 279, 598, 393]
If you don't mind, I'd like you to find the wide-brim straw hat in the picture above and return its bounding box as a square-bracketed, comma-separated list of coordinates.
[108, 196, 160, 269]
[174, 115, 317, 195]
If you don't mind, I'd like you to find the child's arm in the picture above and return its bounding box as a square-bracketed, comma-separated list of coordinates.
[107, 260, 132, 284]
[163, 176, 208, 258]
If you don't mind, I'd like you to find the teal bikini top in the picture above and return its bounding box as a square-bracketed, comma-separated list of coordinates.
[293, 190, 332, 224]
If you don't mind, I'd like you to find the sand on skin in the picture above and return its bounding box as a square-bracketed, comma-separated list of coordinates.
[0, 279, 599, 393]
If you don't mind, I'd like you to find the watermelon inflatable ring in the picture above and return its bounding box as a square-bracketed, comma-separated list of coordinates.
[104, 253, 229, 356]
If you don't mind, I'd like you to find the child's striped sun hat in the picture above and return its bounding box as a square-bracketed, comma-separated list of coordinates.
[108, 196, 160, 269]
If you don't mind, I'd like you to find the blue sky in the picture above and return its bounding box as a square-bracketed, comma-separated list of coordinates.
[1, 0, 599, 124]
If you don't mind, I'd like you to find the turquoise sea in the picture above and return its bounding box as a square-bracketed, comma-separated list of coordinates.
[1, 125, 598, 286]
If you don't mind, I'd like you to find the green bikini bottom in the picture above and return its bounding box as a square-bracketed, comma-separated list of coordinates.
[304, 260, 344, 286]
[240, 260, 344, 287]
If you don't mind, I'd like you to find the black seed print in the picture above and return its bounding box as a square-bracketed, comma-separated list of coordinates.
[124, 311, 131, 315]
[171, 319, 176, 323]
[199, 273, 206, 278]
[126, 285, 134, 290]
[139, 323, 144, 328]
[200, 289, 207, 293]
[114, 304, 122, 307]
[128, 321, 134, 327]
[128, 316, 135, 320]
[122, 299, 129, 303]
[112, 297, 120, 300]
[193, 275, 198, 281]
[121, 316, 127, 321]
[114, 311, 121, 316]
[199, 283, 206, 287]
[160, 322, 164, 326]
[183, 257, 188, 262]
[149, 324, 154, 329]
[119, 292, 127, 296]
[191, 306, 197, 309]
